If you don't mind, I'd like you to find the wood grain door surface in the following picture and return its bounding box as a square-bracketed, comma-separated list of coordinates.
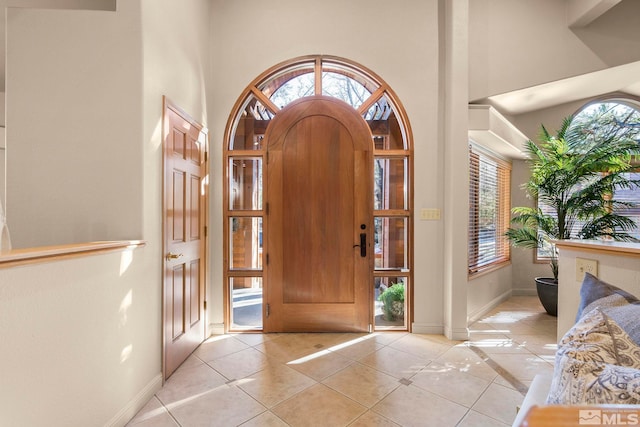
[265, 96, 373, 332]
[163, 99, 207, 379]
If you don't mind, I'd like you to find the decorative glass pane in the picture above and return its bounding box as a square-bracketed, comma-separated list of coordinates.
[229, 217, 263, 270]
[229, 157, 262, 210]
[321, 71, 371, 109]
[374, 217, 408, 270]
[270, 72, 315, 108]
[366, 95, 406, 150]
[374, 276, 407, 328]
[374, 157, 407, 210]
[230, 277, 263, 329]
[259, 63, 315, 99]
[229, 95, 273, 150]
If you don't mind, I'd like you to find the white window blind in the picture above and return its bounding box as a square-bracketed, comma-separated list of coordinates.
[468, 144, 511, 275]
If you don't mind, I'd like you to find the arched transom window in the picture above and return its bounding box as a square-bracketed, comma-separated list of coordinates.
[223, 55, 414, 332]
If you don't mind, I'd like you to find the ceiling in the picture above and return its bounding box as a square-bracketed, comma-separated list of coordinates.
[482, 60, 640, 116]
[475, 0, 640, 115]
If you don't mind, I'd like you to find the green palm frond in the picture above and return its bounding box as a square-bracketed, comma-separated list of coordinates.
[506, 114, 640, 280]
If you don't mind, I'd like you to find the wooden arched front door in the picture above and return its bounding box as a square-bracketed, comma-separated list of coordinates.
[264, 96, 373, 332]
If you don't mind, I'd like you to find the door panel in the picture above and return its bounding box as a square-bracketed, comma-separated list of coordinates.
[265, 96, 373, 332]
[163, 99, 207, 380]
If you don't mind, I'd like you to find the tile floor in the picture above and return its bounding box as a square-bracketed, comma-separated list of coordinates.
[128, 296, 557, 427]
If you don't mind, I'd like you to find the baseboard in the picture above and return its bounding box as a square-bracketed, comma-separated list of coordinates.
[208, 322, 225, 335]
[512, 288, 537, 296]
[105, 373, 162, 427]
[411, 322, 444, 335]
[444, 325, 469, 341]
[467, 289, 513, 324]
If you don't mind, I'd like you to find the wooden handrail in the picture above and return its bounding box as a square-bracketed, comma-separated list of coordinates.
[554, 239, 640, 257]
[0, 240, 146, 269]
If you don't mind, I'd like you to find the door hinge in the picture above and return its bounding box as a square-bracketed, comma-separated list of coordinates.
[204, 300, 207, 310]
[204, 225, 208, 237]
[266, 303, 270, 318]
[204, 151, 208, 162]
[266, 151, 269, 164]
[266, 203, 269, 215]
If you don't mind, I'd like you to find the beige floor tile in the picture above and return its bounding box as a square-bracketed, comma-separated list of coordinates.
[491, 374, 532, 391]
[388, 333, 454, 360]
[272, 384, 366, 427]
[130, 296, 557, 426]
[457, 410, 510, 427]
[465, 335, 527, 355]
[472, 383, 525, 425]
[295, 332, 355, 349]
[286, 348, 353, 381]
[168, 383, 265, 427]
[509, 334, 558, 357]
[483, 321, 548, 336]
[179, 353, 205, 369]
[359, 345, 430, 379]
[232, 332, 280, 346]
[329, 335, 384, 360]
[430, 345, 498, 382]
[237, 361, 316, 408]
[372, 384, 468, 427]
[126, 397, 178, 427]
[194, 335, 250, 362]
[487, 353, 554, 381]
[323, 362, 400, 407]
[368, 331, 408, 346]
[206, 347, 271, 380]
[254, 334, 324, 363]
[156, 363, 228, 406]
[411, 366, 491, 407]
[239, 411, 289, 426]
[349, 410, 401, 426]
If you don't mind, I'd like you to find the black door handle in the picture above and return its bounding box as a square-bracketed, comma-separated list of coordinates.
[359, 233, 366, 257]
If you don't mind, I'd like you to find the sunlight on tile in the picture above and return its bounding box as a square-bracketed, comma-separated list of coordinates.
[128, 296, 557, 427]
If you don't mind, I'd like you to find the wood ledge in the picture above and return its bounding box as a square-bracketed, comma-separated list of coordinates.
[554, 239, 640, 257]
[0, 240, 146, 269]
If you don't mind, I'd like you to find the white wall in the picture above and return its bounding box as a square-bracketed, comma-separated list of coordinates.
[0, 247, 162, 427]
[468, 0, 612, 101]
[6, 6, 143, 248]
[140, 0, 211, 329]
[467, 266, 513, 322]
[208, 0, 452, 333]
[0, 3, 170, 426]
[557, 243, 640, 339]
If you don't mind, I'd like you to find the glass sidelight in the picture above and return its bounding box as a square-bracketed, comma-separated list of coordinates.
[230, 277, 263, 329]
[374, 276, 408, 328]
[229, 217, 262, 270]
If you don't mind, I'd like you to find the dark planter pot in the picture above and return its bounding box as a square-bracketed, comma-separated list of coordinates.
[535, 277, 558, 317]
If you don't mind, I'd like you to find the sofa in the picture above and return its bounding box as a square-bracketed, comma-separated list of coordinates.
[512, 273, 640, 427]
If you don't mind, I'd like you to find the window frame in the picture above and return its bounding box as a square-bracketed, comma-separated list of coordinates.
[223, 55, 414, 332]
[535, 99, 640, 261]
[468, 142, 512, 277]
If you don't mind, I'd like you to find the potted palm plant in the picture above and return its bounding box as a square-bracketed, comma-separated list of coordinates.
[506, 112, 640, 316]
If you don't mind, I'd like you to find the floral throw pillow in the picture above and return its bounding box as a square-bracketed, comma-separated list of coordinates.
[547, 308, 640, 404]
[576, 273, 640, 346]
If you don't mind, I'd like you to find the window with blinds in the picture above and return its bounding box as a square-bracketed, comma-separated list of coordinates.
[537, 170, 640, 260]
[468, 144, 511, 275]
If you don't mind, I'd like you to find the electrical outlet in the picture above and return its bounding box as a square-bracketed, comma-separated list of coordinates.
[420, 208, 441, 220]
[576, 257, 598, 281]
